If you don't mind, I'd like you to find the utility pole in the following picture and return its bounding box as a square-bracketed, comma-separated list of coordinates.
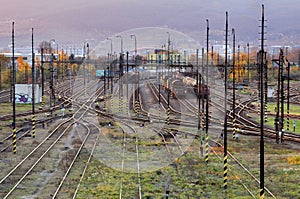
[61, 46, 64, 80]
[223, 11, 229, 190]
[0, 54, 1, 90]
[86, 43, 90, 84]
[196, 49, 199, 87]
[237, 44, 240, 84]
[201, 48, 205, 132]
[280, 49, 284, 141]
[264, 50, 268, 123]
[126, 51, 129, 114]
[205, 18, 209, 164]
[31, 28, 35, 138]
[116, 35, 123, 77]
[196, 48, 199, 132]
[287, 61, 290, 131]
[12, 22, 17, 154]
[167, 32, 170, 73]
[196, 49, 200, 126]
[87, 43, 90, 82]
[211, 46, 214, 66]
[130, 35, 137, 61]
[107, 38, 113, 95]
[259, 4, 266, 199]
[103, 66, 106, 112]
[232, 28, 236, 140]
[56, 44, 60, 81]
[49, 39, 55, 117]
[197, 52, 202, 156]
[247, 43, 250, 84]
[107, 53, 110, 91]
[199, 47, 205, 157]
[50, 53, 55, 117]
[273, 49, 283, 143]
[41, 48, 44, 107]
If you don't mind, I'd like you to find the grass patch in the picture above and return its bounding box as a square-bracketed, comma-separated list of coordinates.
[262, 116, 300, 133]
[0, 102, 43, 115]
[74, 133, 300, 198]
[267, 102, 300, 115]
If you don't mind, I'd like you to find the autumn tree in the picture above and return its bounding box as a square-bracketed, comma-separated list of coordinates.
[0, 54, 10, 90]
[17, 56, 31, 83]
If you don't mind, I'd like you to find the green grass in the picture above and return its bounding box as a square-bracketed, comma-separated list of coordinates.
[267, 102, 300, 115]
[0, 102, 43, 114]
[74, 126, 300, 198]
[264, 116, 300, 134]
[260, 102, 300, 133]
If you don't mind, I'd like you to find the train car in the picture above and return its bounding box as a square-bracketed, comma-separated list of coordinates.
[183, 76, 210, 98]
[160, 74, 210, 99]
[171, 79, 185, 99]
[160, 75, 185, 99]
[183, 76, 197, 93]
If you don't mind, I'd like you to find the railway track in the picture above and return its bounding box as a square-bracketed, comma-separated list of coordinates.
[0, 79, 94, 153]
[0, 79, 103, 198]
[212, 86, 300, 143]
[118, 122, 142, 199]
[209, 138, 277, 199]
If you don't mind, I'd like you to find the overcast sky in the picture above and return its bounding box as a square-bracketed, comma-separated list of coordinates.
[0, 0, 299, 47]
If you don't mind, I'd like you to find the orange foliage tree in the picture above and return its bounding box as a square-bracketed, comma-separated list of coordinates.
[17, 56, 31, 83]
[0, 54, 10, 89]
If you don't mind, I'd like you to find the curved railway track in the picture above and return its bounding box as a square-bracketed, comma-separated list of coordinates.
[0, 79, 103, 198]
[212, 86, 300, 143]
